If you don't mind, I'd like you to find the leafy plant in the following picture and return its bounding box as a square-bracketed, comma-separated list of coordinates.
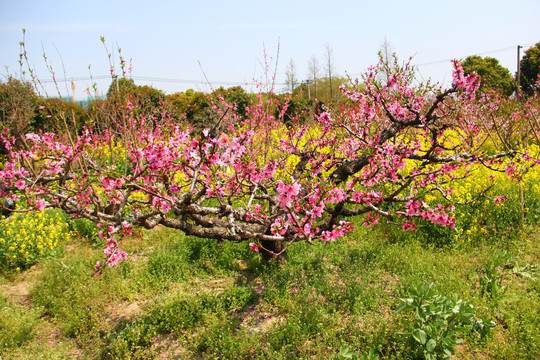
[479, 266, 507, 301]
[330, 346, 379, 360]
[396, 282, 495, 359]
[479, 250, 514, 301]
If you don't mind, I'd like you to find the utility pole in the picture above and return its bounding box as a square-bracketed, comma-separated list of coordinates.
[516, 45, 524, 223]
[303, 80, 313, 99]
[325, 44, 335, 100]
[516, 45, 522, 102]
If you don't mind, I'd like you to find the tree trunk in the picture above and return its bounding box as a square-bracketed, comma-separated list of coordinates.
[260, 239, 287, 264]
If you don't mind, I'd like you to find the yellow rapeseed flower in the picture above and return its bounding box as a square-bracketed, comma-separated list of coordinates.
[0, 210, 71, 269]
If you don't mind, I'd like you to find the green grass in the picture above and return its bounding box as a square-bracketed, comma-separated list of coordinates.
[0, 220, 539, 359]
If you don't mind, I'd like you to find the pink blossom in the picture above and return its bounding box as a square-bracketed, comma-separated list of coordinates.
[271, 217, 288, 236]
[402, 220, 416, 231]
[249, 242, 259, 252]
[276, 180, 301, 208]
[217, 133, 229, 146]
[493, 195, 508, 204]
[328, 188, 347, 203]
[15, 180, 26, 190]
[26, 133, 41, 142]
[319, 111, 332, 126]
[108, 250, 128, 268]
[35, 199, 46, 211]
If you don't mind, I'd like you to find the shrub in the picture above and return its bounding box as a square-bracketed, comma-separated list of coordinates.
[32, 98, 88, 135]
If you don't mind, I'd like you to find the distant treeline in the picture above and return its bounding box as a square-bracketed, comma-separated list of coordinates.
[1, 77, 344, 155]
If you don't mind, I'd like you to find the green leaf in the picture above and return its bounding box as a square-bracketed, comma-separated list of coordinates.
[336, 346, 355, 359]
[396, 303, 411, 313]
[412, 329, 427, 345]
[417, 309, 428, 322]
[426, 339, 437, 352]
[424, 325, 436, 337]
[444, 346, 456, 356]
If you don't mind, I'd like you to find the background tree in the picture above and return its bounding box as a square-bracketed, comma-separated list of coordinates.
[90, 78, 166, 134]
[284, 58, 299, 93]
[378, 37, 396, 82]
[33, 98, 88, 135]
[166, 87, 252, 131]
[380, 37, 393, 65]
[106, 77, 137, 98]
[177, 91, 214, 130]
[296, 77, 348, 101]
[324, 44, 336, 99]
[270, 93, 318, 126]
[519, 42, 540, 97]
[166, 89, 195, 116]
[216, 86, 252, 121]
[461, 55, 514, 96]
[130, 84, 166, 111]
[106, 78, 164, 111]
[0, 77, 37, 154]
[306, 55, 321, 98]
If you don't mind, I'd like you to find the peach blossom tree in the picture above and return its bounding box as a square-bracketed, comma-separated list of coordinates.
[1, 57, 536, 271]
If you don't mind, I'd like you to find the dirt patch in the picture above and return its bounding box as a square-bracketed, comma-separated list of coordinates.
[119, 302, 142, 320]
[453, 343, 491, 360]
[154, 334, 193, 359]
[0, 265, 42, 306]
[239, 310, 284, 334]
[128, 246, 155, 265]
[106, 301, 143, 325]
[1, 281, 32, 306]
[166, 276, 235, 296]
[256, 314, 284, 333]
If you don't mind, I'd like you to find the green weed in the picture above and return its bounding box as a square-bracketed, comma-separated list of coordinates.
[396, 282, 495, 359]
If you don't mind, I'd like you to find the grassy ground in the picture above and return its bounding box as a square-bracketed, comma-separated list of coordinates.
[0, 219, 539, 359]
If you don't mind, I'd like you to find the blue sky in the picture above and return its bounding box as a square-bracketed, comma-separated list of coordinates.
[1, 0, 539, 98]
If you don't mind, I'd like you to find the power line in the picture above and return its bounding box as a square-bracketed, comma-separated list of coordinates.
[40, 75, 286, 87]
[32, 43, 538, 88]
[347, 43, 536, 77]
[416, 43, 536, 67]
